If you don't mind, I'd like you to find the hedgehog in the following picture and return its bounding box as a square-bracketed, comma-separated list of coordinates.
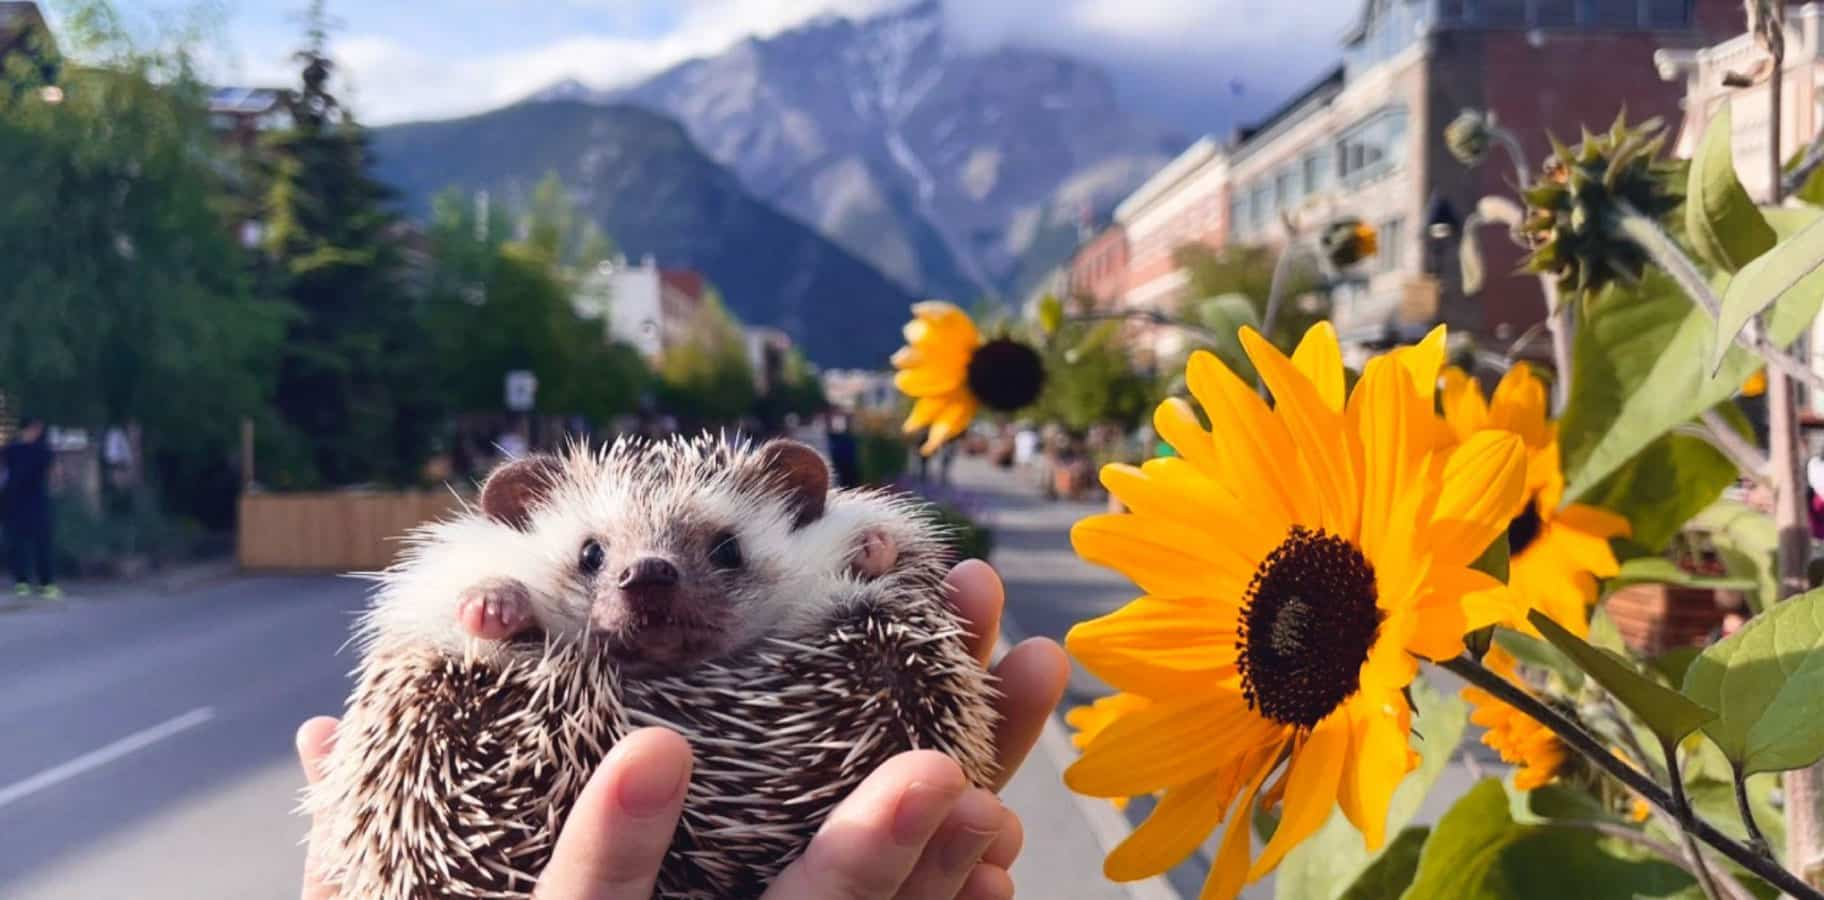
[306, 435, 1001, 899]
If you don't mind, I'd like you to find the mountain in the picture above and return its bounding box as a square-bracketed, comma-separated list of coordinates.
[370, 101, 918, 370]
[549, 0, 1183, 300]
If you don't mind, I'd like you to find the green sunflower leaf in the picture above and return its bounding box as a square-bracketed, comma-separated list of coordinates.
[1686, 105, 1776, 275]
[1559, 271, 1760, 506]
[1529, 610, 1715, 743]
[1682, 587, 1824, 774]
[1492, 629, 1585, 690]
[1609, 557, 1757, 593]
[1338, 827, 1430, 900]
[1277, 677, 1466, 900]
[1712, 208, 1824, 372]
[1574, 414, 1744, 554]
[1400, 779, 1694, 899]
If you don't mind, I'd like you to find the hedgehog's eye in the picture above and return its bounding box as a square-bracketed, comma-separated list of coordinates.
[709, 532, 743, 569]
[579, 539, 606, 576]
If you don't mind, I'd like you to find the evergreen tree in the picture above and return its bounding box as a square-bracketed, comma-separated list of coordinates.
[260, 1, 436, 487]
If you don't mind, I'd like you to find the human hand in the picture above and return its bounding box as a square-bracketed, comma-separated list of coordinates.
[298, 558, 1068, 898]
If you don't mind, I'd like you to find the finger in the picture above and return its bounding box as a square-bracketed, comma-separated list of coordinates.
[981, 807, 1023, 870]
[891, 788, 1003, 900]
[945, 559, 1003, 666]
[987, 638, 1069, 792]
[297, 717, 340, 900]
[536, 727, 692, 900]
[762, 750, 967, 900]
[956, 864, 1014, 900]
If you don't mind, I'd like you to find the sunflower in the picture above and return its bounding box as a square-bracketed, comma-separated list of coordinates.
[1462, 647, 1564, 791]
[1440, 364, 1631, 638]
[1064, 321, 1527, 898]
[1066, 693, 1153, 811]
[1321, 218, 1379, 268]
[893, 301, 1045, 455]
[1742, 368, 1767, 398]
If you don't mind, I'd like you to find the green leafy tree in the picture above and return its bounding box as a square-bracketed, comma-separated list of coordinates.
[658, 288, 756, 425]
[0, 0, 284, 527]
[1031, 322, 1157, 434]
[258, 1, 439, 488]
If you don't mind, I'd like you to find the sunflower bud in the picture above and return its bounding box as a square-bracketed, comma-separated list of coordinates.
[1321, 218, 1378, 268]
[1446, 109, 1492, 166]
[1519, 112, 1679, 297]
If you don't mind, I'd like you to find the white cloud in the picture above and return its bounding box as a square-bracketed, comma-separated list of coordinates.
[211, 0, 1360, 127]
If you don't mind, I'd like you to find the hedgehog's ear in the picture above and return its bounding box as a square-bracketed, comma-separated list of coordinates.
[751, 439, 829, 529]
[480, 454, 564, 531]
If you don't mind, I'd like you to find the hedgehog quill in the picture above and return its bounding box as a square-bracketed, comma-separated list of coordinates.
[306, 435, 1001, 899]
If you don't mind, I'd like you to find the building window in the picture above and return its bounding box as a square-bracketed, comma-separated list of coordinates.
[1642, 0, 1688, 27]
[1276, 168, 1300, 209]
[1339, 107, 1409, 185]
[1379, 217, 1406, 272]
[1251, 185, 1272, 232]
[1585, 0, 1638, 27]
[1302, 151, 1326, 195]
[1534, 0, 1576, 26]
[1230, 195, 1249, 239]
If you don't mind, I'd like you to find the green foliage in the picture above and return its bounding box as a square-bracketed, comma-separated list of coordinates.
[1689, 499, 1779, 614]
[0, 0, 283, 524]
[1609, 557, 1756, 592]
[1529, 611, 1715, 744]
[1031, 321, 1156, 433]
[1276, 677, 1466, 900]
[657, 289, 757, 425]
[1492, 629, 1585, 689]
[1557, 271, 1759, 505]
[1684, 588, 1824, 775]
[1174, 244, 1323, 349]
[1337, 828, 1430, 900]
[1575, 419, 1745, 554]
[259, 14, 441, 488]
[1521, 113, 1680, 298]
[926, 502, 994, 562]
[1400, 779, 1693, 899]
[1714, 210, 1824, 370]
[1686, 107, 1777, 275]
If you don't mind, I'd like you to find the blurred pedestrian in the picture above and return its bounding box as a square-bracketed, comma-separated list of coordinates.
[3, 417, 59, 599]
[827, 413, 862, 489]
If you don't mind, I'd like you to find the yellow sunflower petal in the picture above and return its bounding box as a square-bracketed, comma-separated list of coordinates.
[1100, 460, 1284, 566]
[1349, 351, 1431, 584]
[1066, 692, 1283, 797]
[1440, 367, 1491, 443]
[919, 395, 977, 455]
[1338, 692, 1412, 851]
[1391, 325, 1448, 403]
[1199, 757, 1275, 900]
[1487, 363, 1551, 448]
[1067, 596, 1243, 695]
[1153, 396, 1222, 473]
[1290, 321, 1346, 413]
[894, 364, 967, 397]
[1068, 693, 1153, 751]
[1540, 522, 1623, 579]
[1072, 514, 1254, 599]
[1428, 431, 1528, 570]
[901, 395, 949, 433]
[1184, 351, 1311, 524]
[1249, 712, 1349, 879]
[1105, 769, 1240, 881]
[1240, 327, 1361, 536]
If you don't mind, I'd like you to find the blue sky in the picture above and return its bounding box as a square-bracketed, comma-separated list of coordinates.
[95, 0, 1362, 130]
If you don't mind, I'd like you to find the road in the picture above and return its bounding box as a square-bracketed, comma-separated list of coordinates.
[0, 574, 359, 898]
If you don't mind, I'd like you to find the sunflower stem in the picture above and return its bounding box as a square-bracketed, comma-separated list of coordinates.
[1262, 239, 1303, 344]
[1439, 654, 1824, 900]
[1734, 761, 1774, 858]
[1558, 819, 1756, 900]
[1666, 736, 1729, 900]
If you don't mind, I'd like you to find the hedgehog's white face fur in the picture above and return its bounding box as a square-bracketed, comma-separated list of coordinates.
[361, 434, 934, 675]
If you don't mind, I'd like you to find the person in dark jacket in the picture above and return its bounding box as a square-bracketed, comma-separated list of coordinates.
[3, 418, 58, 599]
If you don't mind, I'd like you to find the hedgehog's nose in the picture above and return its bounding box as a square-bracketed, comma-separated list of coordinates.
[619, 557, 680, 589]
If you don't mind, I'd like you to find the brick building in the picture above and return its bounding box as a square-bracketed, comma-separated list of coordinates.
[1065, 224, 1129, 310]
[1092, 0, 1742, 365]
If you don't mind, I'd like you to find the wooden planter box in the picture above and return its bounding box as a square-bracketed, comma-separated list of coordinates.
[238, 490, 466, 573]
[1606, 583, 1738, 655]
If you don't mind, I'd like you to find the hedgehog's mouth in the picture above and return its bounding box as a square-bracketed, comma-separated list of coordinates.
[592, 599, 727, 675]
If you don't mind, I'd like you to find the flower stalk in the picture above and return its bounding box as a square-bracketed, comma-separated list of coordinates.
[1439, 654, 1824, 900]
[1734, 762, 1773, 858]
[1665, 736, 1728, 900]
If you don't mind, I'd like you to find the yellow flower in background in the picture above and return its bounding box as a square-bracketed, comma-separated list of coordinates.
[1742, 368, 1767, 398]
[1320, 218, 1380, 268]
[1440, 363, 1630, 639]
[1462, 647, 1565, 791]
[892, 301, 1045, 455]
[1064, 322, 1527, 899]
[1066, 693, 1153, 811]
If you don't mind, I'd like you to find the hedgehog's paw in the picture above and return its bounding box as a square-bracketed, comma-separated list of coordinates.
[456, 577, 534, 642]
[850, 527, 899, 579]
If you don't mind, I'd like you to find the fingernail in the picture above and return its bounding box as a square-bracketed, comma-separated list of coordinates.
[892, 780, 958, 845]
[616, 747, 688, 817]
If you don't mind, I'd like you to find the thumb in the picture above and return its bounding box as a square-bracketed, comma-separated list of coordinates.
[535, 727, 693, 900]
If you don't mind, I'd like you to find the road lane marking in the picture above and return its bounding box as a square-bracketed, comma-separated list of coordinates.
[0, 706, 216, 810]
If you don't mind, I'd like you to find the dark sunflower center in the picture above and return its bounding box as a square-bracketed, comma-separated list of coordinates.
[964, 339, 1046, 412]
[1507, 499, 1543, 556]
[1238, 526, 1382, 730]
